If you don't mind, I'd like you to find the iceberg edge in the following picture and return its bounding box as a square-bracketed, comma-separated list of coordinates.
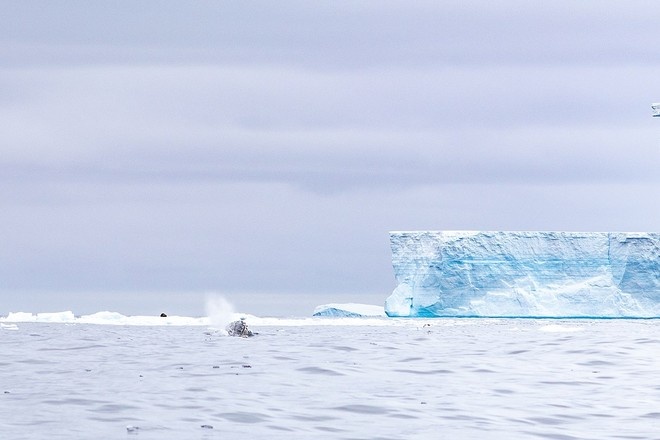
[386, 231, 660, 318]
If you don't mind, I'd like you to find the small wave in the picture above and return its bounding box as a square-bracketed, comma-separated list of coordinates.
[539, 324, 584, 333]
[296, 366, 345, 376]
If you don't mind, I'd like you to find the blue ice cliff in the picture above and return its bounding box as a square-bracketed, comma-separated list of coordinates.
[385, 231, 660, 318]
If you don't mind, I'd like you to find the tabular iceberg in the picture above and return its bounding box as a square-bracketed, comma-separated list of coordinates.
[312, 303, 386, 317]
[385, 231, 660, 318]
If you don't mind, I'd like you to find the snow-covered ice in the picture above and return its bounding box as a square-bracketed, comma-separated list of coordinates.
[0, 310, 397, 327]
[386, 231, 660, 318]
[1, 310, 211, 326]
[312, 303, 386, 317]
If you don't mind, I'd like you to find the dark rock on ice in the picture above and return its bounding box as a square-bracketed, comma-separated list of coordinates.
[225, 319, 255, 337]
[160, 312, 167, 317]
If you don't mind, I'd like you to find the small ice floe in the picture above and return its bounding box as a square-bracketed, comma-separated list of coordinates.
[0, 323, 19, 331]
[3, 311, 75, 323]
[225, 318, 255, 337]
[126, 425, 140, 433]
[312, 303, 386, 317]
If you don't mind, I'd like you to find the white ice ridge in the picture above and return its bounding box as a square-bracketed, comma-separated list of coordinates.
[0, 311, 211, 326]
[385, 231, 660, 318]
[0, 311, 402, 327]
[312, 303, 386, 317]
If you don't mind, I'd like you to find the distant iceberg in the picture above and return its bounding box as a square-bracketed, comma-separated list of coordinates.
[313, 303, 386, 317]
[386, 231, 660, 318]
[1, 311, 210, 326]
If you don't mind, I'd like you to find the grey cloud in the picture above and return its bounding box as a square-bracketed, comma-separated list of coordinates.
[1, 64, 659, 194]
[2, 64, 656, 137]
[2, 2, 660, 68]
[1, 1, 660, 314]
[1, 180, 658, 306]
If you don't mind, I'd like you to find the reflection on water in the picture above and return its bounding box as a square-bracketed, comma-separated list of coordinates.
[2, 320, 660, 439]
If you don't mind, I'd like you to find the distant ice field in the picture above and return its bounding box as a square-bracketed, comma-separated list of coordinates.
[2, 318, 660, 439]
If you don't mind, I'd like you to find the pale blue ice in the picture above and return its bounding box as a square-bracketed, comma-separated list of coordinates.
[386, 231, 660, 318]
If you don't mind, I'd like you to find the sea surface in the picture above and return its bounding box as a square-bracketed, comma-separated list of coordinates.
[2, 318, 660, 439]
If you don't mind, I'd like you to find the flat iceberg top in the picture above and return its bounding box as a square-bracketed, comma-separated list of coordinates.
[386, 231, 660, 318]
[312, 303, 386, 317]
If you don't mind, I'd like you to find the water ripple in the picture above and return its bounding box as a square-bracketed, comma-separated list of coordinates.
[215, 411, 270, 423]
[332, 404, 391, 415]
[3, 321, 660, 438]
[296, 366, 345, 376]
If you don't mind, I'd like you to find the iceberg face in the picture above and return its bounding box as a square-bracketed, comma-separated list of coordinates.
[386, 231, 660, 318]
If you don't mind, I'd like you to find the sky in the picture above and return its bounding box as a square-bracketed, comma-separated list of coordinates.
[1, 1, 659, 317]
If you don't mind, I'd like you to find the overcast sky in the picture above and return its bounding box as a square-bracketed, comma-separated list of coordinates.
[1, 1, 659, 317]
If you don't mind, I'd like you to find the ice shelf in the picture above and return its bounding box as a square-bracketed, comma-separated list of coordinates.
[385, 231, 660, 318]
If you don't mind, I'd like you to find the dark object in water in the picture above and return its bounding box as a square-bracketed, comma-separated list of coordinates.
[225, 319, 255, 337]
[160, 313, 167, 317]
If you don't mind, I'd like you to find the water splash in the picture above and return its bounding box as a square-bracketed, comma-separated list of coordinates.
[204, 294, 236, 330]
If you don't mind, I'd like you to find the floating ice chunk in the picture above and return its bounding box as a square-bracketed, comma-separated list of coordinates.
[2, 311, 210, 326]
[79, 311, 127, 324]
[37, 311, 76, 322]
[313, 303, 386, 317]
[3, 311, 76, 323]
[78, 312, 209, 326]
[384, 285, 414, 317]
[652, 103, 660, 117]
[3, 312, 34, 323]
[386, 231, 660, 318]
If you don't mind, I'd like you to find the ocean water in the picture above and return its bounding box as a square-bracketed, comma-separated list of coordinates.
[2, 317, 660, 439]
